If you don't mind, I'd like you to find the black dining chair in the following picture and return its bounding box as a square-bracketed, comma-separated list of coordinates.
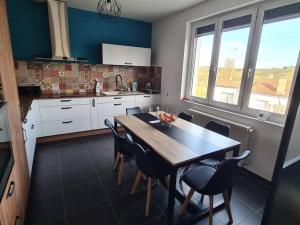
[178, 112, 193, 122]
[179, 120, 230, 182]
[126, 106, 142, 115]
[125, 134, 171, 216]
[200, 120, 231, 167]
[179, 150, 251, 225]
[104, 119, 136, 185]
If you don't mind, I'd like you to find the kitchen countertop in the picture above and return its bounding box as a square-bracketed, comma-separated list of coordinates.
[19, 91, 160, 121]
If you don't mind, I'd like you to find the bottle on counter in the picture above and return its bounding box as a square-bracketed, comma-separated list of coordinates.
[95, 79, 101, 93]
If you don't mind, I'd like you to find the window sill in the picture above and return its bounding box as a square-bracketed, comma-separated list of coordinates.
[182, 99, 285, 128]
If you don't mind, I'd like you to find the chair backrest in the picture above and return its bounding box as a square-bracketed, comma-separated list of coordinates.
[204, 121, 231, 161]
[104, 119, 118, 138]
[202, 150, 251, 195]
[178, 112, 193, 122]
[126, 107, 142, 115]
[205, 120, 230, 137]
[125, 134, 169, 178]
[104, 119, 125, 151]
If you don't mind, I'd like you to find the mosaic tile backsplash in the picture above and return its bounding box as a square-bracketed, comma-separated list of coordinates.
[14, 61, 162, 95]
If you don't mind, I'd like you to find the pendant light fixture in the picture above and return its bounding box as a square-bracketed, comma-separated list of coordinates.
[97, 0, 121, 21]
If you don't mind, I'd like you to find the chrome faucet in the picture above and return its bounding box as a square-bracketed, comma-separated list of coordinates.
[115, 75, 123, 90]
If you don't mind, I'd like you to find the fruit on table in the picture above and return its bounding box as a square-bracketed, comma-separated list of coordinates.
[159, 112, 177, 123]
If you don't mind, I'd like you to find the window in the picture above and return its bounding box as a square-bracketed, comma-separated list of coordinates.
[185, 1, 300, 123]
[191, 24, 215, 99]
[214, 15, 252, 105]
[248, 5, 300, 114]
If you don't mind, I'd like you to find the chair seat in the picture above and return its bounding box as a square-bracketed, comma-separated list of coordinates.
[116, 138, 136, 156]
[139, 152, 171, 179]
[182, 166, 216, 193]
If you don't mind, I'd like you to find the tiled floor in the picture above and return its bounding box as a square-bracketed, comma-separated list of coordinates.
[25, 134, 268, 225]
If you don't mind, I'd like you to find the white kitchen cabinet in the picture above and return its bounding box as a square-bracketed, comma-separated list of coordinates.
[41, 118, 92, 137]
[39, 104, 91, 122]
[90, 98, 98, 130]
[98, 102, 136, 117]
[136, 94, 161, 112]
[38, 97, 90, 107]
[97, 95, 136, 129]
[101, 43, 151, 67]
[22, 101, 38, 175]
[38, 98, 92, 136]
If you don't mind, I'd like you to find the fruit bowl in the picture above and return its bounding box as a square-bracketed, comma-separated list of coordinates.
[158, 112, 177, 127]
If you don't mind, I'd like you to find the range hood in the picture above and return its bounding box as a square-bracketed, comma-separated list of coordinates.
[33, 0, 87, 62]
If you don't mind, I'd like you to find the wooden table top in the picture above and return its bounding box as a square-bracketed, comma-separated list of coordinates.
[114, 113, 240, 166]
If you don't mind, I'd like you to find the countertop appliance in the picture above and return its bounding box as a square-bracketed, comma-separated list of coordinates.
[0, 102, 14, 201]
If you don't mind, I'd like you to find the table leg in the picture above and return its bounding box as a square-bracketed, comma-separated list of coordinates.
[228, 145, 240, 199]
[114, 120, 118, 159]
[167, 168, 178, 225]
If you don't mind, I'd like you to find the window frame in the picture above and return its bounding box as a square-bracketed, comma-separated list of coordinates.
[186, 18, 218, 105]
[209, 8, 258, 112]
[184, 0, 300, 124]
[242, 1, 300, 123]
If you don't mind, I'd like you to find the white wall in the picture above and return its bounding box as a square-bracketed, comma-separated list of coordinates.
[151, 0, 288, 181]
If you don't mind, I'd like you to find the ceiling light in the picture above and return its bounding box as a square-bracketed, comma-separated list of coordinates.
[97, 0, 121, 22]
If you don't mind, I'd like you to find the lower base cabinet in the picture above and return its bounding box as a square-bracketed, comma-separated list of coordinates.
[0, 166, 24, 225]
[41, 117, 92, 136]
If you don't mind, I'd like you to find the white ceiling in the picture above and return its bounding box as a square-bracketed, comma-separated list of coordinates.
[67, 0, 207, 22]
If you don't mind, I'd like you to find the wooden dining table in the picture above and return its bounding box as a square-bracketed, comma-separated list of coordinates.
[114, 112, 241, 225]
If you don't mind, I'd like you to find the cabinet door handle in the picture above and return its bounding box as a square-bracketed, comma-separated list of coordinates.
[62, 121, 73, 124]
[31, 124, 35, 129]
[124, 62, 132, 65]
[22, 128, 27, 142]
[114, 103, 122, 106]
[7, 181, 15, 198]
[61, 99, 71, 102]
[144, 96, 151, 98]
[15, 216, 21, 225]
[114, 97, 122, 99]
[61, 107, 72, 110]
[92, 99, 95, 107]
[23, 118, 28, 124]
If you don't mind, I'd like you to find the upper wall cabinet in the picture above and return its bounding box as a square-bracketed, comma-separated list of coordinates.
[101, 43, 151, 67]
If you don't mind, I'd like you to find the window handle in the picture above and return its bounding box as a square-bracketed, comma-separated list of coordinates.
[248, 68, 255, 78]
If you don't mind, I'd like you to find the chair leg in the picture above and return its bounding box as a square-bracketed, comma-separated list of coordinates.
[200, 194, 205, 208]
[131, 170, 143, 195]
[209, 195, 214, 225]
[145, 177, 152, 216]
[117, 154, 124, 185]
[222, 191, 233, 224]
[179, 189, 195, 216]
[113, 152, 121, 170]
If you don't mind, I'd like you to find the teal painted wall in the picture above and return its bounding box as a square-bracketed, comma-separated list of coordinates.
[7, 0, 152, 64]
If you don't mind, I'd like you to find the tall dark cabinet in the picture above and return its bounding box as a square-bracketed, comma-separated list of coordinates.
[262, 56, 300, 225]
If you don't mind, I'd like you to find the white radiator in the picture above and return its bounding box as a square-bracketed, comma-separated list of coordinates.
[188, 109, 254, 162]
